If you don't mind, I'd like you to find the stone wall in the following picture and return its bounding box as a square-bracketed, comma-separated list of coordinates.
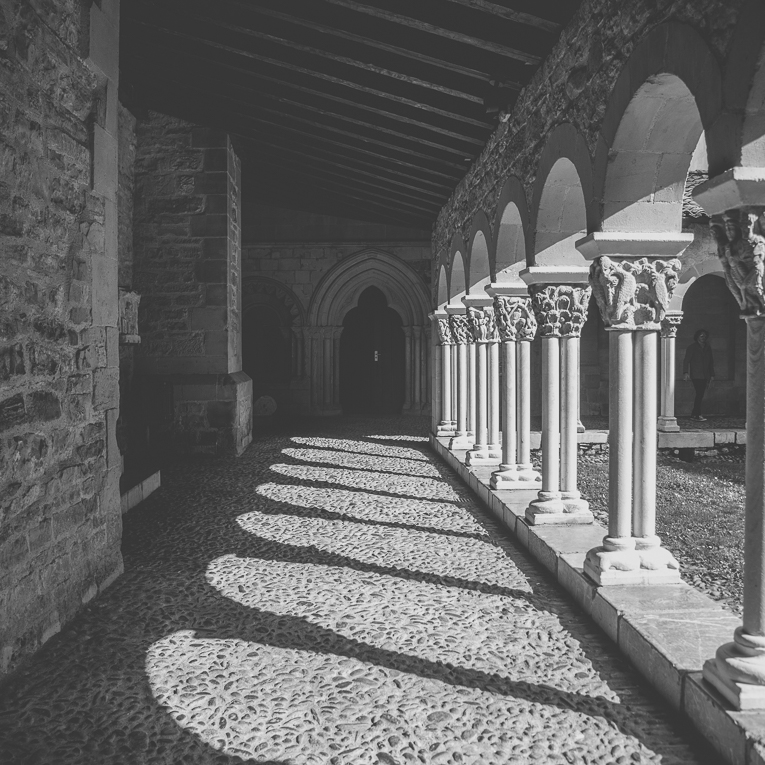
[0, 0, 122, 679]
[432, 0, 746, 254]
[133, 113, 251, 455]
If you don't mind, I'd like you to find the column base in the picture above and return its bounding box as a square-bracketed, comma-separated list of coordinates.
[636, 536, 681, 572]
[437, 421, 457, 437]
[465, 448, 501, 466]
[449, 434, 474, 450]
[657, 416, 680, 432]
[526, 492, 593, 525]
[577, 419, 585, 434]
[703, 629, 765, 710]
[584, 537, 681, 585]
[490, 464, 542, 490]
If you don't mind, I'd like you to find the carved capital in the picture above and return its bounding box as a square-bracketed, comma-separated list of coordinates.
[711, 207, 765, 318]
[449, 314, 473, 345]
[466, 306, 498, 343]
[529, 284, 591, 338]
[660, 311, 683, 338]
[436, 317, 454, 345]
[589, 256, 681, 330]
[493, 295, 537, 342]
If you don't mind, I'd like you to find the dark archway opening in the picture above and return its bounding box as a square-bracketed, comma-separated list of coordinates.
[340, 286, 405, 415]
[242, 304, 292, 393]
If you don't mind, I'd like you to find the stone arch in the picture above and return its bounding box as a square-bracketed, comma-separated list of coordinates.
[242, 275, 305, 327]
[594, 24, 721, 231]
[531, 125, 592, 266]
[436, 264, 448, 309]
[492, 176, 530, 283]
[449, 249, 466, 305]
[466, 212, 492, 294]
[308, 248, 429, 328]
[721, 0, 765, 170]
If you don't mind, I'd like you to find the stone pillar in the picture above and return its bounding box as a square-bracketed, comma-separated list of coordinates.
[435, 311, 456, 436]
[489, 287, 542, 490]
[692, 174, 765, 708]
[658, 311, 682, 432]
[464, 296, 501, 465]
[448, 309, 474, 450]
[521, 272, 593, 525]
[403, 326, 413, 410]
[429, 314, 441, 435]
[413, 326, 422, 410]
[487, 338, 501, 454]
[577, 233, 689, 584]
[467, 342, 477, 440]
[332, 328, 342, 407]
[134, 118, 252, 455]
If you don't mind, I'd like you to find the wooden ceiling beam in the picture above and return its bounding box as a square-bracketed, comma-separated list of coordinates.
[126, 42, 485, 145]
[204, 17, 483, 104]
[238, 144, 445, 207]
[129, 20, 493, 130]
[159, 75, 470, 171]
[321, 0, 542, 64]
[235, 2, 490, 83]
[442, 0, 561, 33]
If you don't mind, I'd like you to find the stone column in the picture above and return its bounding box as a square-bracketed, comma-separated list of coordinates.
[521, 273, 593, 525]
[658, 311, 682, 432]
[435, 311, 456, 436]
[429, 314, 441, 435]
[577, 234, 688, 584]
[467, 342, 477, 440]
[487, 337, 501, 455]
[691, 175, 765, 708]
[489, 287, 542, 490]
[332, 327, 342, 407]
[464, 296, 501, 465]
[413, 326, 422, 410]
[322, 329, 333, 409]
[448, 309, 474, 450]
[403, 326, 413, 411]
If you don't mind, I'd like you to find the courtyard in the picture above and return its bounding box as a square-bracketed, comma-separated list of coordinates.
[0, 417, 718, 765]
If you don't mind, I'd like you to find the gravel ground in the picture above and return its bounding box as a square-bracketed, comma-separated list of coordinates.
[578, 447, 746, 616]
[0, 416, 716, 764]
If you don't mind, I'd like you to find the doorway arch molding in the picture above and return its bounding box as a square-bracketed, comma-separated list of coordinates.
[308, 248, 430, 328]
[306, 249, 431, 415]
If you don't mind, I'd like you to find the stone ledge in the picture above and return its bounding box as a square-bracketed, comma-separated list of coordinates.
[430, 434, 764, 765]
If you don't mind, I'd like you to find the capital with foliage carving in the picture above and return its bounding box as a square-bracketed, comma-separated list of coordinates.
[589, 256, 680, 330]
[710, 207, 765, 318]
[466, 306, 498, 343]
[493, 295, 537, 342]
[436, 317, 454, 345]
[660, 311, 683, 338]
[449, 314, 473, 345]
[529, 285, 591, 338]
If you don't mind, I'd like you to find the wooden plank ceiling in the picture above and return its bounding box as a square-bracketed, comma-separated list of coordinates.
[120, 0, 581, 228]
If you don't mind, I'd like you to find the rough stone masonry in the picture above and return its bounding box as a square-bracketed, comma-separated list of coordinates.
[0, 0, 123, 678]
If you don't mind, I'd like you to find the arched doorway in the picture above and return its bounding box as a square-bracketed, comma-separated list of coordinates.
[340, 287, 405, 414]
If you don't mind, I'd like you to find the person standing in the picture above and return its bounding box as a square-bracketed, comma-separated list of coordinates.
[683, 329, 715, 421]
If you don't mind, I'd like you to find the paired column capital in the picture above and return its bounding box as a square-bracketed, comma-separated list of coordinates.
[449, 313, 474, 345]
[463, 294, 498, 344]
[576, 233, 691, 331]
[660, 310, 683, 338]
[526, 284, 591, 338]
[492, 294, 537, 342]
[435, 314, 454, 345]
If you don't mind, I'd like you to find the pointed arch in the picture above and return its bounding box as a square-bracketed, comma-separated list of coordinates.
[308, 249, 429, 327]
[492, 176, 530, 283]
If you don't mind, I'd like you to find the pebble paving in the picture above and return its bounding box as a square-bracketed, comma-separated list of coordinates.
[0, 416, 716, 764]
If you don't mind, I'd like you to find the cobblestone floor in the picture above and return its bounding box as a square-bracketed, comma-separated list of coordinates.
[0, 416, 716, 765]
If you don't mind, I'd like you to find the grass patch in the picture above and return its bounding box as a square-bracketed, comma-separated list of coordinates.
[577, 450, 745, 615]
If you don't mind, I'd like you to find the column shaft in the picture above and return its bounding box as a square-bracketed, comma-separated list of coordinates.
[333, 332, 341, 406]
[541, 336, 560, 494]
[474, 342, 488, 449]
[501, 341, 517, 467]
[403, 329, 412, 409]
[432, 339, 441, 434]
[322, 335, 332, 408]
[468, 344, 477, 436]
[440, 344, 453, 426]
[456, 343, 468, 437]
[517, 341, 533, 470]
[488, 340, 500, 450]
[413, 327, 422, 407]
[609, 330, 633, 540]
[560, 336, 578, 494]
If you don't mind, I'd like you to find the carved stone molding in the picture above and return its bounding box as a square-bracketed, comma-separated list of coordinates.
[449, 314, 474, 345]
[529, 285, 591, 338]
[710, 207, 765, 318]
[493, 295, 537, 342]
[660, 311, 683, 338]
[466, 305, 498, 343]
[436, 317, 454, 345]
[589, 256, 681, 330]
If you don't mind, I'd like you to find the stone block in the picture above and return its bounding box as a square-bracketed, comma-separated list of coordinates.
[714, 430, 736, 444]
[528, 532, 558, 575]
[93, 367, 119, 411]
[557, 554, 596, 615]
[591, 592, 621, 644]
[93, 126, 118, 204]
[658, 431, 715, 448]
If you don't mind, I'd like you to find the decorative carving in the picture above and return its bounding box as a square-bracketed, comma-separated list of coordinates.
[493, 296, 537, 342]
[436, 317, 454, 345]
[660, 311, 683, 338]
[710, 208, 765, 317]
[466, 306, 498, 343]
[449, 314, 473, 345]
[119, 289, 141, 344]
[589, 256, 680, 329]
[529, 285, 591, 338]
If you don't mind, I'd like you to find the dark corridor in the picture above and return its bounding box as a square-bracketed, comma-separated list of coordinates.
[340, 286, 405, 414]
